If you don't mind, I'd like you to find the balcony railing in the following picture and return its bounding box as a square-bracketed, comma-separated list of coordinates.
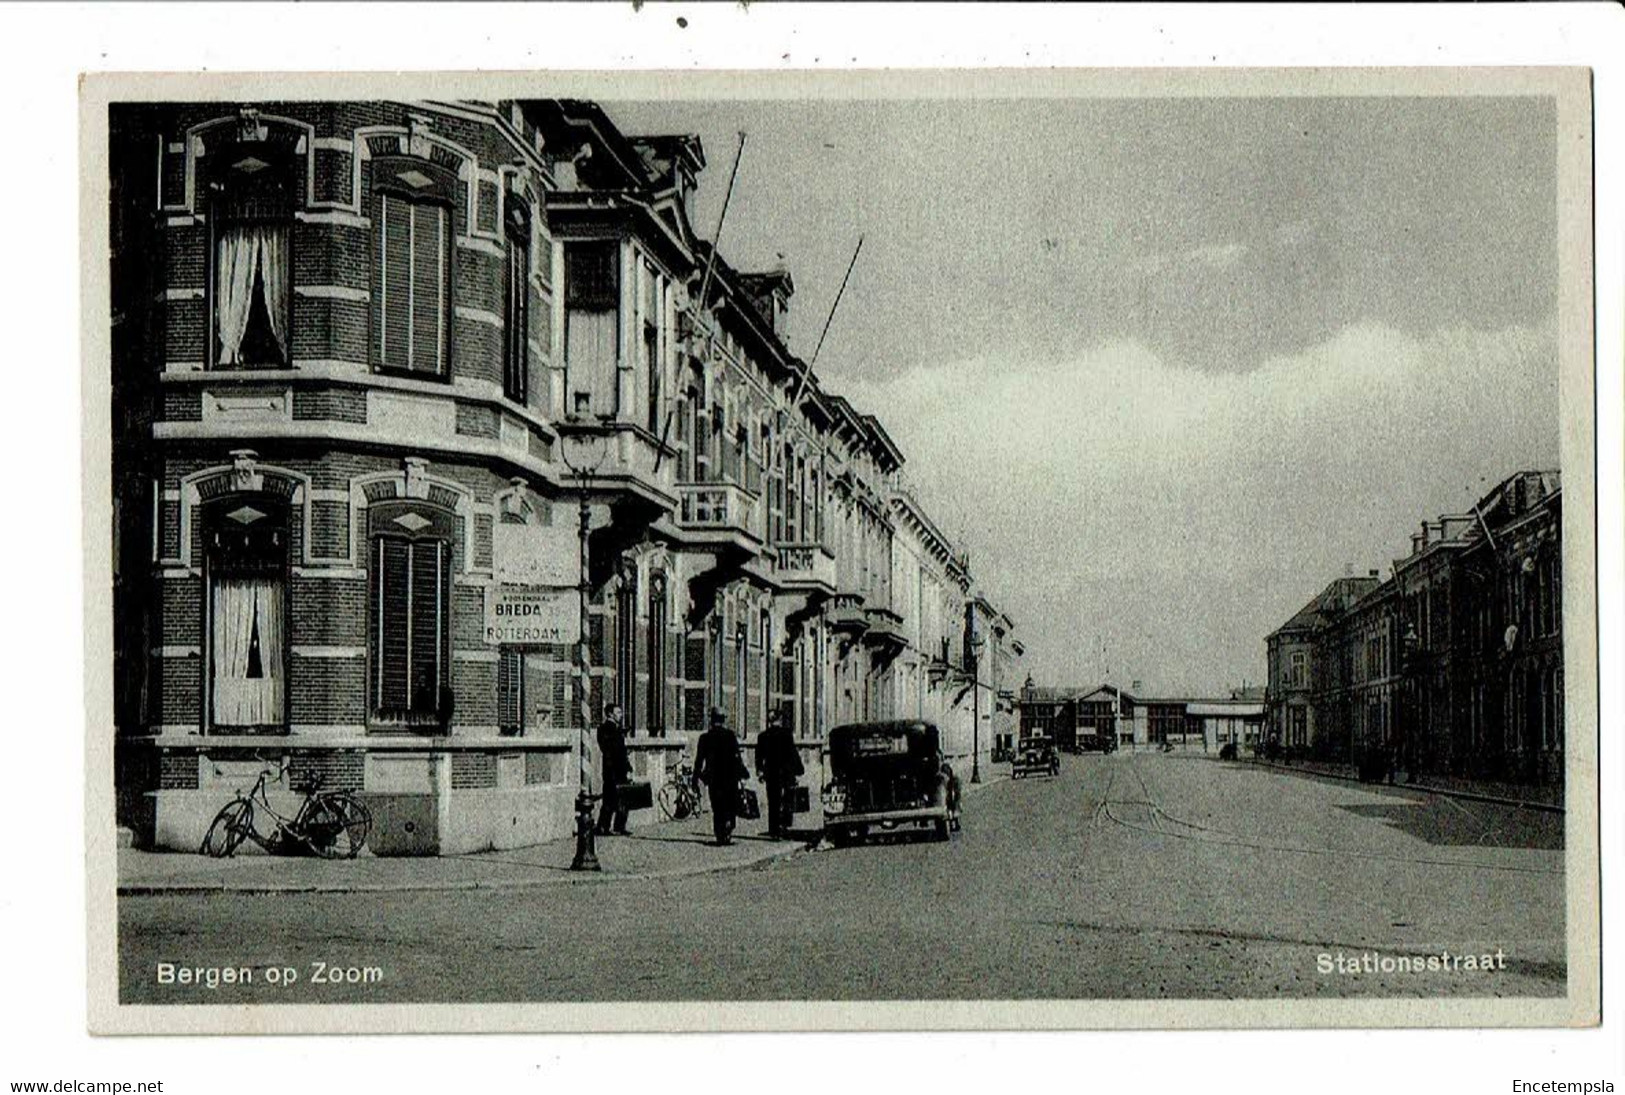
[863, 606, 908, 651]
[676, 481, 762, 542]
[772, 542, 837, 592]
[825, 592, 869, 635]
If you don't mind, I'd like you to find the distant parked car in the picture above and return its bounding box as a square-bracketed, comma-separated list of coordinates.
[1011, 736, 1060, 779]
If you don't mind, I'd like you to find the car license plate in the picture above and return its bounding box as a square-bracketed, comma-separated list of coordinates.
[823, 791, 846, 814]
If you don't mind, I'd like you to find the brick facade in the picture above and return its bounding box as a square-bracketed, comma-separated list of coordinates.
[1265, 471, 1563, 788]
[110, 98, 1020, 853]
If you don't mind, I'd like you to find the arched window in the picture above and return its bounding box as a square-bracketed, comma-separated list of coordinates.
[615, 566, 639, 732]
[368, 500, 455, 726]
[203, 495, 290, 731]
[371, 156, 458, 378]
[503, 196, 531, 404]
[208, 139, 296, 369]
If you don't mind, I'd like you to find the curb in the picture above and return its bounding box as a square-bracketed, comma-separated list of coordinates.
[118, 836, 808, 897]
[1243, 759, 1564, 814]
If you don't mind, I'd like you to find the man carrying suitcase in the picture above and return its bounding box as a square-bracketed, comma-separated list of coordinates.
[595, 703, 631, 836]
[755, 709, 804, 839]
[695, 708, 746, 846]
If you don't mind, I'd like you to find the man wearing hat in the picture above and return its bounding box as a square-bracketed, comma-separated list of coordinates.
[755, 709, 804, 839]
[694, 708, 746, 846]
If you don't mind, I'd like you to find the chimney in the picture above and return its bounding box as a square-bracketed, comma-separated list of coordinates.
[738, 269, 794, 342]
[1368, 569, 1379, 579]
[1130, 680, 1143, 695]
[628, 134, 706, 214]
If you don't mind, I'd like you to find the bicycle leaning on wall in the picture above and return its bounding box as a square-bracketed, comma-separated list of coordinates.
[657, 761, 707, 821]
[200, 755, 372, 859]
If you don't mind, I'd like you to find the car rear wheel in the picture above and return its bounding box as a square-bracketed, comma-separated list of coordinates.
[931, 818, 951, 842]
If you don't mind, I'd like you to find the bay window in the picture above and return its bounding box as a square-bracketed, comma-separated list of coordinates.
[564, 240, 620, 416]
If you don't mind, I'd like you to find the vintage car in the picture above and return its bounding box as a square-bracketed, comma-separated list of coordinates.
[822, 721, 959, 846]
[1010, 735, 1060, 779]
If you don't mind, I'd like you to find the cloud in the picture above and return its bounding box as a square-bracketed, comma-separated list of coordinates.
[1132, 240, 1249, 280]
[832, 318, 1560, 693]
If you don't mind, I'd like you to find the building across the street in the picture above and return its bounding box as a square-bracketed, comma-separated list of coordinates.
[109, 99, 1019, 854]
[1018, 681, 1265, 753]
[1264, 470, 1563, 789]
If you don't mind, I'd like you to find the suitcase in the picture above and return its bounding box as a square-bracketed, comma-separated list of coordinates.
[787, 785, 811, 814]
[617, 780, 653, 812]
[737, 786, 761, 820]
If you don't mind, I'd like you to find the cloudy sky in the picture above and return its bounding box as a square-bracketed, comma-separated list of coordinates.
[608, 94, 1562, 694]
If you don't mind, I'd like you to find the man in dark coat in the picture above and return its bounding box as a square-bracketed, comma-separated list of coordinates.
[694, 708, 745, 846]
[595, 703, 631, 835]
[755, 710, 804, 839]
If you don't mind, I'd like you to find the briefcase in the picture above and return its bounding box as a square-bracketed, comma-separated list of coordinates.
[787, 785, 811, 814]
[737, 786, 761, 820]
[618, 780, 653, 812]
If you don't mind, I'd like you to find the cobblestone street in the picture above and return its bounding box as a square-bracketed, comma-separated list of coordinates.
[119, 753, 1565, 1004]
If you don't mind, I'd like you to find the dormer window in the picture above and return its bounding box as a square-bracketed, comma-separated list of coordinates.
[371, 156, 458, 379]
[209, 142, 295, 369]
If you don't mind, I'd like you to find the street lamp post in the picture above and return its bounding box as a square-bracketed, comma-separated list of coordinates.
[968, 632, 985, 784]
[560, 401, 609, 872]
[970, 659, 981, 784]
[1400, 619, 1420, 784]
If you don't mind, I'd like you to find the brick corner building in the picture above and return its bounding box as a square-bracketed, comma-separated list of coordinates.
[108, 99, 1020, 854]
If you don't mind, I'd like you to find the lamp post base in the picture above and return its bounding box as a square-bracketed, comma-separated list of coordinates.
[570, 791, 600, 872]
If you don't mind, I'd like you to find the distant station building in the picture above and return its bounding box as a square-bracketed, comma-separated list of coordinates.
[1018, 681, 1264, 753]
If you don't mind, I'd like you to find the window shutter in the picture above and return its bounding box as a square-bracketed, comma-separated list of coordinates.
[410, 203, 447, 374]
[375, 193, 449, 376]
[408, 540, 444, 711]
[373, 538, 412, 712]
[498, 648, 522, 731]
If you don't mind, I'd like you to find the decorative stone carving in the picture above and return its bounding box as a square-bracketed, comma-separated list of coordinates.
[403, 456, 431, 500]
[408, 115, 434, 160]
[228, 449, 262, 493]
[236, 107, 266, 143]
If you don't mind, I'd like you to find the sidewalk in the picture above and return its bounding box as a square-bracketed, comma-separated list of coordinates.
[117, 811, 808, 896]
[1245, 756, 1563, 812]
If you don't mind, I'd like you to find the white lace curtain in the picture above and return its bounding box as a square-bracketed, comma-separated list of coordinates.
[212, 576, 286, 726]
[215, 224, 290, 366]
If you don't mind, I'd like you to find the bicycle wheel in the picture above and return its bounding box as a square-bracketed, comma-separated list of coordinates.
[657, 781, 684, 820]
[302, 793, 372, 859]
[200, 799, 252, 858]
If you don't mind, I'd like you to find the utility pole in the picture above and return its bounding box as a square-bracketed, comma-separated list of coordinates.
[789, 235, 864, 410]
[655, 131, 745, 477]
